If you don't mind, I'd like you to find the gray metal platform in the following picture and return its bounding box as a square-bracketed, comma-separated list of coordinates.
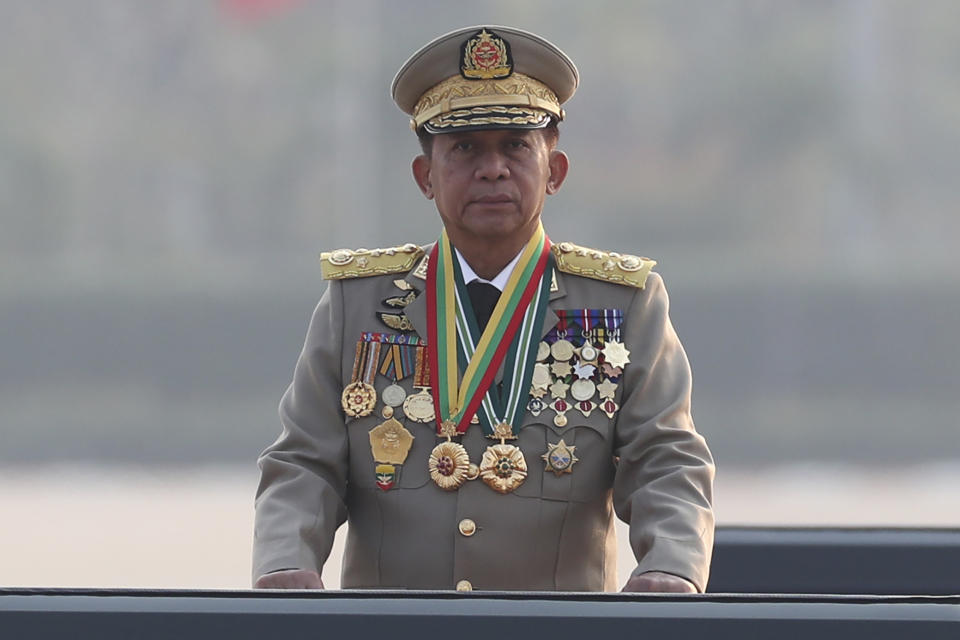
[1, 589, 958, 639]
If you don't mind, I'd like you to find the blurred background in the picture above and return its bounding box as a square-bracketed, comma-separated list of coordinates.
[1, 0, 958, 588]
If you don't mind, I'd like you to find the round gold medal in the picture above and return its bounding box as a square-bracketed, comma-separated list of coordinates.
[536, 341, 550, 361]
[341, 381, 376, 417]
[429, 440, 471, 490]
[570, 379, 596, 402]
[550, 339, 575, 362]
[403, 389, 436, 423]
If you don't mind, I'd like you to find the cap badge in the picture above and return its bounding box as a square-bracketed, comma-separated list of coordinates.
[461, 28, 513, 80]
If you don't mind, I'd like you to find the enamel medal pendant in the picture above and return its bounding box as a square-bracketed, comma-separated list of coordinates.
[480, 423, 527, 494]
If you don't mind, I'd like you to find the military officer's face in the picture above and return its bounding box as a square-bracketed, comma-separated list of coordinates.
[412, 128, 568, 245]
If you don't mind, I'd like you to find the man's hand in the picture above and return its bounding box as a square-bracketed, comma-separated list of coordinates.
[254, 569, 324, 589]
[622, 571, 697, 593]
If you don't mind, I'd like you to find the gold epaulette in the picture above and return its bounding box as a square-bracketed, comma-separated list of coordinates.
[552, 242, 656, 289]
[320, 244, 425, 280]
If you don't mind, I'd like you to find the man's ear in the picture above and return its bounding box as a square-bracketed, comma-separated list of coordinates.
[546, 150, 569, 195]
[412, 155, 434, 199]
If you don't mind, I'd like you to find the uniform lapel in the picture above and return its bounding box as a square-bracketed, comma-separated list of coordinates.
[541, 268, 567, 342]
[399, 247, 431, 341]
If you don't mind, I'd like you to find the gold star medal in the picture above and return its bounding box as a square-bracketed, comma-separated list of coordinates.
[578, 343, 600, 366]
[601, 340, 631, 368]
[542, 439, 579, 476]
[550, 360, 573, 378]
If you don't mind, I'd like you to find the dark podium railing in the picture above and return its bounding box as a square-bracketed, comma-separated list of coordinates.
[1, 589, 958, 639]
[3, 527, 958, 638]
[709, 527, 960, 595]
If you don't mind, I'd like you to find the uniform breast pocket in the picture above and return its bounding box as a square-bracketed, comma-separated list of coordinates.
[514, 412, 615, 502]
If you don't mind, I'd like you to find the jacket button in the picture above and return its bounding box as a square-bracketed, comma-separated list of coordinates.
[458, 518, 477, 537]
[456, 580, 473, 592]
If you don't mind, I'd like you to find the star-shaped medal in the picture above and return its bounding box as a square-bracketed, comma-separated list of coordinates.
[572, 361, 596, 380]
[542, 439, 579, 476]
[577, 343, 600, 365]
[550, 360, 573, 378]
[602, 340, 631, 368]
[602, 362, 622, 378]
[549, 379, 570, 399]
[596, 378, 618, 399]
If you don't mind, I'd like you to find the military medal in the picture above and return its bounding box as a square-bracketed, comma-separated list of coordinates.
[536, 341, 550, 361]
[600, 309, 630, 368]
[531, 362, 551, 395]
[550, 338, 575, 362]
[378, 342, 414, 417]
[578, 342, 600, 366]
[480, 442, 528, 493]
[425, 225, 554, 493]
[527, 396, 546, 417]
[572, 361, 596, 380]
[542, 439, 579, 476]
[576, 400, 597, 417]
[602, 340, 631, 369]
[550, 360, 572, 378]
[549, 378, 570, 399]
[599, 398, 619, 419]
[551, 398, 570, 427]
[403, 346, 435, 423]
[341, 340, 381, 417]
[429, 423, 471, 490]
[570, 378, 596, 402]
[596, 378, 617, 399]
[480, 422, 527, 494]
[369, 417, 414, 465]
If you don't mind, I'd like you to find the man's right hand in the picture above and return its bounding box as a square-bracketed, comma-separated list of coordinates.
[254, 569, 324, 589]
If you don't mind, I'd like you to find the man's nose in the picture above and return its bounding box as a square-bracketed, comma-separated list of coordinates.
[474, 150, 510, 180]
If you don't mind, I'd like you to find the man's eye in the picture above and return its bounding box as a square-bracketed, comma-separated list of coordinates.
[453, 141, 472, 151]
[508, 139, 528, 149]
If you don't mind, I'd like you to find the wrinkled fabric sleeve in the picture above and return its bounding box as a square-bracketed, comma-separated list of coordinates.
[612, 272, 715, 592]
[252, 280, 349, 582]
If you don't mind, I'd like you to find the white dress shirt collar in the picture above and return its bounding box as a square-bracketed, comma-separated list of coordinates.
[454, 247, 523, 292]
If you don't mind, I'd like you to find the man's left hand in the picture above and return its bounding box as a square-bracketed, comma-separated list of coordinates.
[621, 571, 697, 593]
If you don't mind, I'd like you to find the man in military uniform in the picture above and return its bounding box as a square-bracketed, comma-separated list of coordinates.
[253, 26, 714, 593]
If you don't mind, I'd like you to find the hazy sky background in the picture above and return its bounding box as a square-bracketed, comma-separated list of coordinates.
[1, 2, 958, 582]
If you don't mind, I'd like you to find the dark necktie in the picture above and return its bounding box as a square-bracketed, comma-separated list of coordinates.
[466, 281, 501, 333]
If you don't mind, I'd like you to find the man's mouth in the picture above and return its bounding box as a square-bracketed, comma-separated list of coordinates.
[473, 194, 513, 204]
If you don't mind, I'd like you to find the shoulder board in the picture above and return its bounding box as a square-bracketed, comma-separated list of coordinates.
[551, 242, 656, 289]
[320, 244, 425, 280]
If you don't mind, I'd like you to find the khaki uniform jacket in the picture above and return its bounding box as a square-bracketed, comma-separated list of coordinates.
[253, 244, 714, 591]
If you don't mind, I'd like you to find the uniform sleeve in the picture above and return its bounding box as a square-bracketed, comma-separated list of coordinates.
[252, 280, 349, 582]
[612, 272, 715, 592]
